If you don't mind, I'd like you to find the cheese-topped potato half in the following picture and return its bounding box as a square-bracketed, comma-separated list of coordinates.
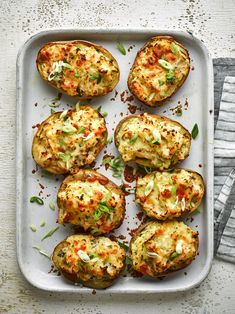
[57, 169, 126, 234]
[136, 169, 204, 220]
[128, 36, 190, 107]
[36, 41, 120, 98]
[52, 234, 126, 288]
[115, 113, 191, 170]
[130, 221, 198, 277]
[32, 106, 107, 174]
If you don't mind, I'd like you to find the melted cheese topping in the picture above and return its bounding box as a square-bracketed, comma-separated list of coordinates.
[56, 235, 126, 282]
[131, 221, 198, 276]
[37, 41, 119, 97]
[32, 106, 107, 174]
[136, 169, 204, 220]
[128, 36, 190, 106]
[116, 113, 191, 170]
[57, 171, 125, 234]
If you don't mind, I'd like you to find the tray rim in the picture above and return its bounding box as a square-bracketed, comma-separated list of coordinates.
[16, 27, 214, 294]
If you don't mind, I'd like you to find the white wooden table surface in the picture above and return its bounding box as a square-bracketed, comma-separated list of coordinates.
[0, 0, 235, 313]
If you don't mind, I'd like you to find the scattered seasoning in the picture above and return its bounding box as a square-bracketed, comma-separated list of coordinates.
[191, 123, 199, 139]
[33, 246, 51, 259]
[30, 196, 44, 205]
[34, 103, 38, 107]
[199, 164, 202, 168]
[41, 226, 59, 241]
[29, 224, 37, 232]
[209, 110, 213, 114]
[129, 133, 138, 145]
[191, 66, 195, 71]
[176, 107, 183, 116]
[118, 242, 129, 251]
[92, 289, 96, 295]
[116, 42, 126, 55]
[128, 103, 137, 114]
[40, 220, 46, 227]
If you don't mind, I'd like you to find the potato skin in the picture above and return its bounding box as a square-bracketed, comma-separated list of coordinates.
[36, 40, 120, 99]
[52, 234, 126, 289]
[57, 169, 126, 234]
[136, 169, 205, 220]
[32, 106, 107, 174]
[128, 36, 190, 107]
[130, 221, 199, 277]
[114, 113, 191, 170]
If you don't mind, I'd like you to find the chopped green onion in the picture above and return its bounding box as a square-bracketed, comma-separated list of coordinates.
[171, 42, 179, 55]
[89, 73, 101, 83]
[50, 108, 56, 114]
[166, 70, 176, 83]
[29, 224, 37, 232]
[145, 180, 154, 196]
[158, 80, 164, 86]
[60, 110, 68, 119]
[41, 226, 59, 241]
[40, 220, 46, 227]
[191, 123, 199, 139]
[97, 106, 102, 112]
[118, 242, 129, 251]
[57, 152, 71, 169]
[30, 196, 44, 205]
[102, 156, 112, 165]
[169, 251, 180, 261]
[33, 246, 51, 259]
[102, 156, 125, 178]
[101, 112, 108, 118]
[160, 91, 166, 97]
[116, 42, 126, 55]
[78, 126, 85, 134]
[93, 208, 103, 221]
[62, 124, 77, 133]
[152, 129, 161, 145]
[49, 202, 55, 211]
[125, 255, 132, 265]
[129, 133, 138, 145]
[158, 59, 174, 70]
[58, 138, 65, 146]
[74, 73, 80, 78]
[144, 132, 151, 142]
[75, 102, 80, 111]
[171, 186, 177, 195]
[176, 107, 183, 116]
[106, 136, 113, 145]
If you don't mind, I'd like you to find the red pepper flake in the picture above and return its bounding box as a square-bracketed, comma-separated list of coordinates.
[128, 103, 137, 114]
[124, 165, 136, 183]
[161, 189, 171, 198]
[39, 183, 45, 189]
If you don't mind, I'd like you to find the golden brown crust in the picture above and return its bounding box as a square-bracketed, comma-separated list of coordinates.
[135, 168, 205, 220]
[130, 221, 199, 277]
[128, 36, 190, 107]
[57, 169, 126, 234]
[36, 40, 120, 99]
[114, 113, 191, 170]
[52, 234, 126, 289]
[32, 107, 108, 174]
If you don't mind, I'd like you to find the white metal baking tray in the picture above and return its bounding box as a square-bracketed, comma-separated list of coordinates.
[16, 28, 214, 293]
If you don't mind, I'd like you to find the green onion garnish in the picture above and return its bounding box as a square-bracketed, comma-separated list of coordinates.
[106, 136, 113, 145]
[102, 112, 108, 118]
[33, 246, 51, 259]
[29, 224, 37, 232]
[116, 42, 126, 55]
[158, 59, 173, 70]
[30, 196, 44, 205]
[118, 242, 129, 251]
[169, 251, 180, 261]
[129, 133, 138, 145]
[41, 226, 59, 241]
[49, 202, 55, 211]
[40, 220, 46, 227]
[171, 42, 179, 55]
[191, 123, 199, 139]
[89, 73, 101, 83]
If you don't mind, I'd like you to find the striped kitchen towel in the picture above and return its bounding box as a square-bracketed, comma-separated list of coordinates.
[214, 72, 235, 262]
